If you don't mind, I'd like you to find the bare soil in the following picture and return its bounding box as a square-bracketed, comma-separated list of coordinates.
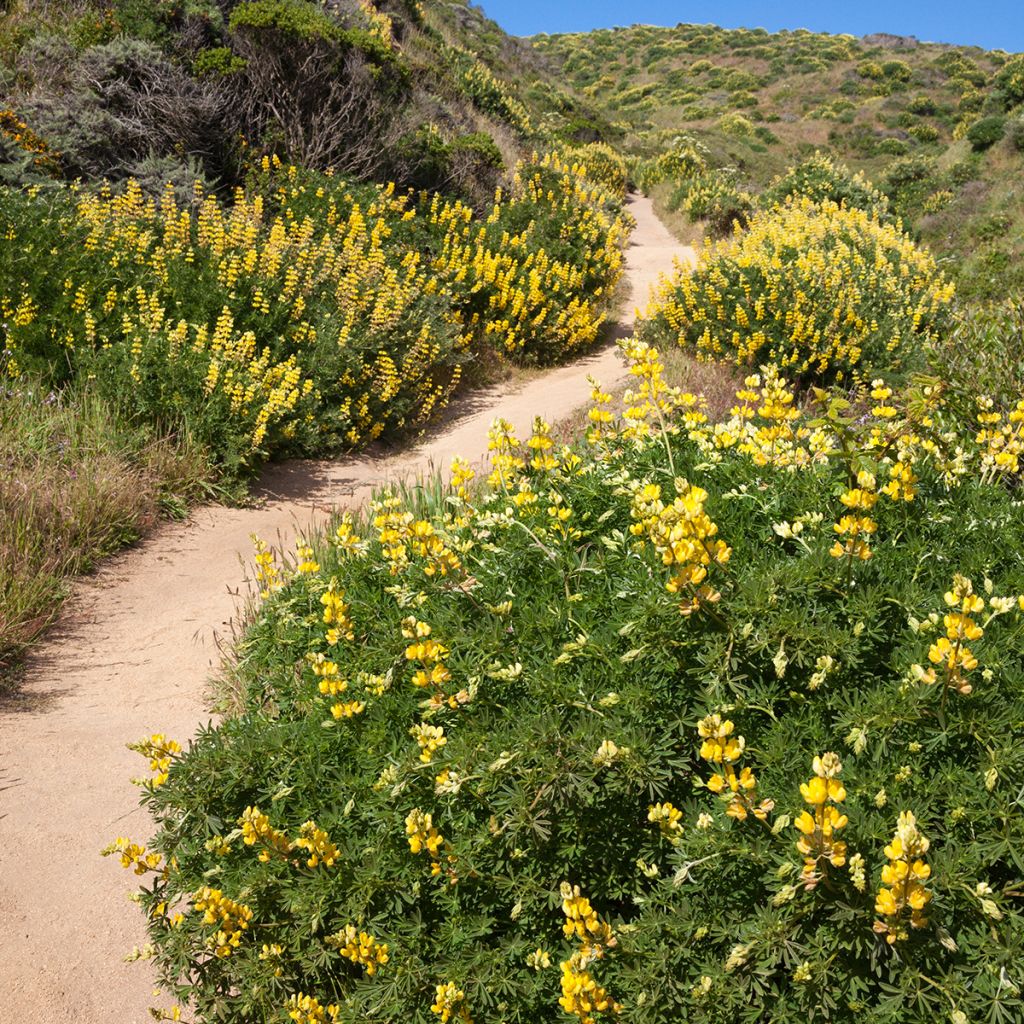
[0, 194, 693, 1024]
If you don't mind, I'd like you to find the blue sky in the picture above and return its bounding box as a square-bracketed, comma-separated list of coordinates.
[482, 1, 1024, 52]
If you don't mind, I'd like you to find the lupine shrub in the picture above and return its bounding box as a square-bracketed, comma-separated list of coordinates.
[966, 115, 1006, 150]
[638, 197, 955, 383]
[566, 142, 629, 199]
[667, 169, 754, 238]
[117, 343, 1024, 1024]
[759, 154, 889, 217]
[0, 151, 627, 476]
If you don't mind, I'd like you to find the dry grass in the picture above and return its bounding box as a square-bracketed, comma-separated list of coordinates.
[0, 385, 209, 684]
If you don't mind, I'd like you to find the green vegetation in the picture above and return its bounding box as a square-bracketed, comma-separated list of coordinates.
[0, 0, 627, 676]
[532, 23, 1024, 290]
[122, 328, 1024, 1023]
[0, 384, 207, 676]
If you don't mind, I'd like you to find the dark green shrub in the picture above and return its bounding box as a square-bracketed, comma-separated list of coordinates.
[877, 137, 910, 156]
[1007, 117, 1024, 152]
[966, 115, 1006, 150]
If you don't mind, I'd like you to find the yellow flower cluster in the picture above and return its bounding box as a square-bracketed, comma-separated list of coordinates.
[643, 196, 954, 379]
[320, 579, 354, 644]
[411, 722, 447, 763]
[193, 886, 254, 958]
[913, 574, 984, 695]
[127, 733, 181, 787]
[647, 802, 684, 844]
[286, 993, 340, 1023]
[104, 837, 163, 875]
[975, 396, 1024, 483]
[239, 805, 293, 862]
[830, 470, 879, 563]
[295, 541, 320, 575]
[697, 714, 774, 821]
[294, 821, 340, 869]
[252, 536, 284, 598]
[431, 981, 473, 1023]
[406, 807, 444, 874]
[238, 806, 339, 867]
[630, 479, 731, 615]
[794, 753, 849, 886]
[402, 617, 469, 711]
[559, 883, 621, 1024]
[326, 925, 389, 975]
[873, 811, 932, 944]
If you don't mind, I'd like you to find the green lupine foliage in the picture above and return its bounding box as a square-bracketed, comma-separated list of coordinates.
[132, 380, 1024, 1024]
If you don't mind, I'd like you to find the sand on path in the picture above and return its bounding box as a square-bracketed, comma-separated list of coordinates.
[0, 194, 693, 1024]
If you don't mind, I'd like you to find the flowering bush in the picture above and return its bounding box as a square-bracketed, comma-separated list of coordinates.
[0, 152, 626, 476]
[667, 169, 754, 238]
[117, 344, 1024, 1024]
[759, 153, 890, 218]
[638, 197, 954, 383]
[565, 143, 629, 199]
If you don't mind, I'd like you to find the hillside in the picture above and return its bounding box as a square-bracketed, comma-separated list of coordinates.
[0, 0, 609, 202]
[532, 23, 1024, 299]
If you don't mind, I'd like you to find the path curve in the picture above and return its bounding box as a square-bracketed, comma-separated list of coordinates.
[0, 195, 692, 1024]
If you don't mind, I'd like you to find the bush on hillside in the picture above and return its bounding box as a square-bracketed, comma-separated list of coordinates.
[116, 350, 1024, 1024]
[1008, 117, 1024, 152]
[12, 36, 229, 184]
[634, 136, 708, 192]
[638, 197, 954, 383]
[994, 55, 1024, 109]
[0, 152, 627, 476]
[966, 115, 1006, 150]
[759, 153, 889, 218]
[566, 142, 629, 199]
[669, 170, 754, 238]
[224, 0, 409, 174]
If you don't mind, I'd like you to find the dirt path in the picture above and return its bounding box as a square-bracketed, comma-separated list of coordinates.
[0, 194, 693, 1024]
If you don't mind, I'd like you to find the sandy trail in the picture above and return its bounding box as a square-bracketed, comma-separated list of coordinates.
[0, 194, 692, 1024]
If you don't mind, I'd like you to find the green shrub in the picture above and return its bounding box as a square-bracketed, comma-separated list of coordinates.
[119, 354, 1024, 1024]
[876, 137, 910, 156]
[994, 55, 1024, 109]
[759, 153, 889, 217]
[1007, 117, 1024, 152]
[566, 142, 629, 198]
[966, 115, 1006, 150]
[635, 136, 708, 192]
[669, 170, 753, 238]
[639, 197, 955, 383]
[193, 46, 248, 78]
[908, 123, 939, 143]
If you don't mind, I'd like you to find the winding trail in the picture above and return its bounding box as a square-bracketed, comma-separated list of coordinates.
[0, 195, 693, 1024]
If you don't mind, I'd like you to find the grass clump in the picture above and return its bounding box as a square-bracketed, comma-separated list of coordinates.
[0, 383, 206, 678]
[114, 340, 1024, 1024]
[638, 197, 954, 383]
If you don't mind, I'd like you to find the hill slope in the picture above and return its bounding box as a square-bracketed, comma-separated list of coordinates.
[532, 22, 1024, 298]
